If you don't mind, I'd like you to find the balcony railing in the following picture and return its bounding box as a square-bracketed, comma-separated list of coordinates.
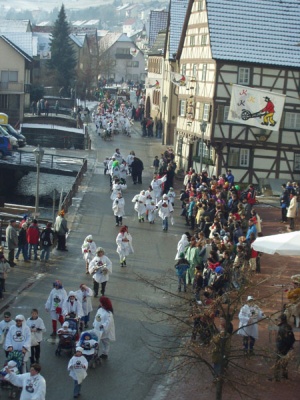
[0, 81, 24, 92]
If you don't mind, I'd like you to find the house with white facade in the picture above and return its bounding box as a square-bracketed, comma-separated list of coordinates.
[173, 0, 300, 185]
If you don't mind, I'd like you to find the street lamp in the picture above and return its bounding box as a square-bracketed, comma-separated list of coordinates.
[33, 144, 44, 217]
[200, 121, 207, 172]
[162, 95, 168, 144]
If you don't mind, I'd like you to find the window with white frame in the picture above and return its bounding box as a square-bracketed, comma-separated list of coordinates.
[201, 64, 207, 81]
[190, 35, 195, 46]
[203, 103, 210, 121]
[238, 67, 250, 85]
[284, 112, 300, 129]
[192, 64, 197, 77]
[228, 148, 250, 167]
[197, 141, 210, 159]
[179, 100, 186, 116]
[201, 34, 208, 46]
[294, 153, 300, 171]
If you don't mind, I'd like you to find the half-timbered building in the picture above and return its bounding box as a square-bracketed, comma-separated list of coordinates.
[174, 0, 300, 185]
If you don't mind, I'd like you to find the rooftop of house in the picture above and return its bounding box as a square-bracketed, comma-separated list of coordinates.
[0, 35, 33, 61]
[148, 30, 167, 56]
[169, 0, 189, 59]
[207, 0, 300, 67]
[0, 19, 32, 33]
[149, 9, 169, 47]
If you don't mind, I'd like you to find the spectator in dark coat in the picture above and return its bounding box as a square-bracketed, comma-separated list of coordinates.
[15, 223, 30, 262]
[131, 157, 144, 184]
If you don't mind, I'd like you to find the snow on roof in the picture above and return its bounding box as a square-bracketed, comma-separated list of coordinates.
[0, 32, 35, 57]
[0, 19, 31, 33]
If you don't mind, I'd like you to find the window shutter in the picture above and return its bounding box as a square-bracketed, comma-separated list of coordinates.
[208, 104, 212, 122]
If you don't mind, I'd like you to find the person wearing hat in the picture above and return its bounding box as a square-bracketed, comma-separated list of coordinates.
[175, 234, 190, 260]
[156, 194, 174, 231]
[5, 220, 18, 267]
[5, 315, 31, 364]
[237, 296, 264, 355]
[81, 235, 97, 274]
[15, 223, 30, 263]
[150, 174, 167, 204]
[116, 225, 134, 267]
[45, 280, 68, 337]
[4, 363, 46, 399]
[57, 321, 76, 338]
[26, 309, 46, 365]
[39, 222, 54, 262]
[287, 192, 297, 230]
[0, 253, 10, 299]
[260, 96, 276, 126]
[68, 346, 88, 398]
[167, 187, 176, 207]
[273, 314, 295, 381]
[0, 312, 15, 356]
[62, 291, 83, 319]
[54, 210, 69, 251]
[112, 192, 126, 227]
[89, 247, 112, 296]
[93, 296, 115, 360]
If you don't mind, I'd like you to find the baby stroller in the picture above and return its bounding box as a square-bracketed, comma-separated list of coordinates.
[0, 351, 24, 398]
[55, 317, 79, 356]
[77, 330, 101, 368]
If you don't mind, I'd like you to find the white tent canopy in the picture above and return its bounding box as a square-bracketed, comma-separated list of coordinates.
[252, 230, 300, 256]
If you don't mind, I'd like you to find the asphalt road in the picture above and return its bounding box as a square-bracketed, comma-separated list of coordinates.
[0, 120, 181, 399]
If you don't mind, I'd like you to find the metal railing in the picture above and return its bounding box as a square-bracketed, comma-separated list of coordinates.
[61, 159, 88, 213]
[14, 150, 86, 168]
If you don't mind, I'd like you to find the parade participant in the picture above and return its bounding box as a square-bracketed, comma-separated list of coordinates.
[45, 280, 68, 337]
[175, 233, 190, 260]
[110, 178, 127, 201]
[167, 187, 176, 207]
[77, 332, 98, 363]
[156, 194, 174, 232]
[39, 222, 54, 263]
[132, 190, 147, 222]
[151, 174, 167, 204]
[112, 148, 124, 164]
[237, 296, 264, 355]
[75, 284, 93, 330]
[93, 296, 115, 359]
[62, 291, 84, 319]
[5, 220, 18, 267]
[68, 347, 88, 399]
[89, 247, 112, 298]
[126, 150, 135, 175]
[112, 192, 126, 227]
[54, 210, 69, 251]
[146, 200, 157, 224]
[0, 311, 15, 357]
[5, 315, 31, 364]
[26, 309, 46, 364]
[81, 235, 97, 274]
[57, 321, 75, 337]
[4, 363, 46, 400]
[116, 225, 134, 267]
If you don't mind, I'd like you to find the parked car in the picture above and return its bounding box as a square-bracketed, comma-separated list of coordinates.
[0, 136, 12, 158]
[0, 125, 18, 149]
[0, 123, 26, 147]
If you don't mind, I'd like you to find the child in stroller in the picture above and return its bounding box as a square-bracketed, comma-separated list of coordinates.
[0, 351, 23, 398]
[77, 331, 100, 368]
[55, 319, 78, 356]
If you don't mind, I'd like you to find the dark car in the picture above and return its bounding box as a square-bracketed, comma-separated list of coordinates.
[0, 124, 26, 147]
[0, 136, 12, 158]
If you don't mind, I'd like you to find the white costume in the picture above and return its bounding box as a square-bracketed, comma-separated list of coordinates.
[146, 202, 157, 223]
[93, 307, 116, 356]
[0, 318, 15, 349]
[26, 317, 46, 346]
[237, 302, 264, 339]
[75, 287, 93, 317]
[62, 291, 84, 318]
[110, 182, 127, 201]
[5, 316, 31, 363]
[45, 287, 68, 321]
[167, 188, 176, 205]
[156, 198, 174, 220]
[81, 236, 97, 265]
[5, 372, 46, 400]
[89, 255, 112, 284]
[116, 231, 134, 262]
[68, 355, 88, 384]
[112, 151, 124, 164]
[132, 191, 147, 220]
[151, 175, 167, 203]
[175, 234, 190, 260]
[112, 196, 125, 217]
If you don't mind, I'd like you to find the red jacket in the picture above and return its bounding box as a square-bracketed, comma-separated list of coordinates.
[26, 223, 40, 244]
